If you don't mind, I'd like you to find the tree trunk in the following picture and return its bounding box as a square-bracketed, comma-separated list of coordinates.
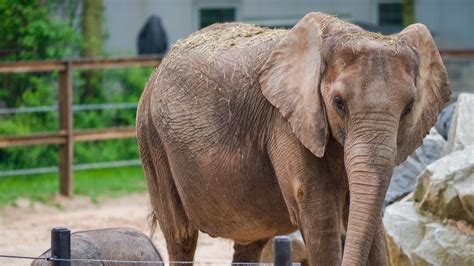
[80, 0, 104, 103]
[402, 0, 415, 27]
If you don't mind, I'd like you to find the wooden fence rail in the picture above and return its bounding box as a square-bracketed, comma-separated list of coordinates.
[0, 56, 162, 196]
[0, 51, 473, 196]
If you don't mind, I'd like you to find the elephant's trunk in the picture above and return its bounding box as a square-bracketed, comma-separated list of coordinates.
[341, 118, 397, 266]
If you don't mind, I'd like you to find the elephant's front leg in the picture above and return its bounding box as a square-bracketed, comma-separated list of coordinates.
[268, 134, 343, 265]
[296, 173, 343, 266]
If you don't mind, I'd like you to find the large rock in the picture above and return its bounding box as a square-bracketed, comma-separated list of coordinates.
[445, 93, 474, 153]
[385, 128, 446, 206]
[384, 201, 474, 266]
[435, 103, 456, 140]
[414, 146, 474, 225]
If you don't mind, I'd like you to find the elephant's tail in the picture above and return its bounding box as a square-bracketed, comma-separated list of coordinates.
[136, 110, 161, 238]
[147, 208, 159, 238]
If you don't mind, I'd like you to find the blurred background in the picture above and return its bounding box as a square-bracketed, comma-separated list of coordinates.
[0, 0, 472, 208]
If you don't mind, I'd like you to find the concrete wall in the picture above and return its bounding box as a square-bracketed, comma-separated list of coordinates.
[444, 58, 474, 102]
[415, 0, 474, 99]
[103, 0, 377, 54]
[415, 0, 474, 50]
[103, 0, 193, 54]
[103, 0, 473, 98]
[103, 0, 473, 54]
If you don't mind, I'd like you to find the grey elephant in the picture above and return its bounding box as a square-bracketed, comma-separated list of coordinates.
[32, 228, 163, 266]
[136, 12, 450, 265]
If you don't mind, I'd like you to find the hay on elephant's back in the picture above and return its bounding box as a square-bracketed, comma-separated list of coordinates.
[166, 23, 286, 61]
[317, 13, 404, 52]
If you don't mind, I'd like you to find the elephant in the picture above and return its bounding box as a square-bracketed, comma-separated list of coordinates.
[136, 12, 450, 265]
[32, 228, 163, 266]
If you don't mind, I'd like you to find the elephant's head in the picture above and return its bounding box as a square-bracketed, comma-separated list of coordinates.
[259, 13, 450, 265]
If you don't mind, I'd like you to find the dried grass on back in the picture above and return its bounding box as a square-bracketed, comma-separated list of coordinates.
[166, 23, 286, 63]
[163, 13, 407, 67]
[316, 13, 406, 55]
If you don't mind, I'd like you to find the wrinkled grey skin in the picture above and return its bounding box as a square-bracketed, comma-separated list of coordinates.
[137, 12, 450, 266]
[31, 228, 163, 266]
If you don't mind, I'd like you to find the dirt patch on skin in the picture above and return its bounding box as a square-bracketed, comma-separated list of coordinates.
[0, 193, 233, 266]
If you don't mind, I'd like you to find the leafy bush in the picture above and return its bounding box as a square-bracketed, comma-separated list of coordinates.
[0, 1, 153, 171]
[0, 0, 79, 170]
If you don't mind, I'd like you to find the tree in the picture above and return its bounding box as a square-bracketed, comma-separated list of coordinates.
[0, 0, 81, 170]
[403, 0, 415, 27]
[0, 0, 81, 105]
[80, 0, 105, 103]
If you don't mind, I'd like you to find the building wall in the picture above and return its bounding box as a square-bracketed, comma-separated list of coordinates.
[103, 0, 473, 54]
[415, 0, 474, 50]
[103, 0, 194, 54]
[103, 0, 473, 100]
[103, 0, 376, 54]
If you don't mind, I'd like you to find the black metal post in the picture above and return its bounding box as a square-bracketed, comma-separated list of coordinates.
[51, 227, 71, 266]
[274, 236, 291, 266]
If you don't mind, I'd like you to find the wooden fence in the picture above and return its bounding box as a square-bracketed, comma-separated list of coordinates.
[0, 56, 162, 196]
[0, 50, 473, 197]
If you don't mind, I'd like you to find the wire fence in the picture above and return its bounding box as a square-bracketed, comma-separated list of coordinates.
[0, 255, 277, 265]
[0, 159, 141, 177]
[0, 228, 296, 266]
[0, 101, 141, 178]
[0, 102, 138, 115]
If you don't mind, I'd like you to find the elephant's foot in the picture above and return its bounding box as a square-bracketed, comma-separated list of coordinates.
[166, 229, 199, 266]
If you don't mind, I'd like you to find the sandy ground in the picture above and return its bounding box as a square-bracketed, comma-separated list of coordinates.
[0, 193, 234, 265]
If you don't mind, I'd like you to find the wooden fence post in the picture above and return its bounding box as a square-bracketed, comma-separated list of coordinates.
[58, 61, 73, 196]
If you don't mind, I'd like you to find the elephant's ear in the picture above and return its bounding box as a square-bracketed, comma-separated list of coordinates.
[259, 13, 328, 157]
[396, 24, 451, 164]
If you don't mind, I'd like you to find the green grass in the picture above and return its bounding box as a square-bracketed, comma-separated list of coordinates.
[0, 166, 146, 207]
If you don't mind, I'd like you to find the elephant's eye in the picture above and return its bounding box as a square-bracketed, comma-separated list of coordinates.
[334, 96, 345, 113]
[401, 99, 414, 119]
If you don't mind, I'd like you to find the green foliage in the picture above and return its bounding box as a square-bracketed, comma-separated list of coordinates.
[0, 0, 81, 61]
[0, 1, 153, 175]
[0, 166, 146, 206]
[0, 0, 79, 171]
[74, 139, 139, 165]
[0, 67, 152, 170]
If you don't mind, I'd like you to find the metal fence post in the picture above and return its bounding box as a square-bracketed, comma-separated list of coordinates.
[58, 61, 73, 196]
[274, 236, 291, 266]
[51, 227, 71, 266]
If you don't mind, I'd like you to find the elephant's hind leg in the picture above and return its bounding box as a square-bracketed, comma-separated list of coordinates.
[232, 238, 269, 263]
[138, 125, 198, 265]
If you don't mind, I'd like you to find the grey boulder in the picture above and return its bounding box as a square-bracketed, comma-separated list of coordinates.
[385, 128, 446, 206]
[384, 201, 474, 266]
[435, 103, 455, 140]
[414, 146, 474, 224]
[445, 93, 474, 154]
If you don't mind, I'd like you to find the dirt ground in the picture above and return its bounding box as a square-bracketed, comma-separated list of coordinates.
[0, 193, 234, 265]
